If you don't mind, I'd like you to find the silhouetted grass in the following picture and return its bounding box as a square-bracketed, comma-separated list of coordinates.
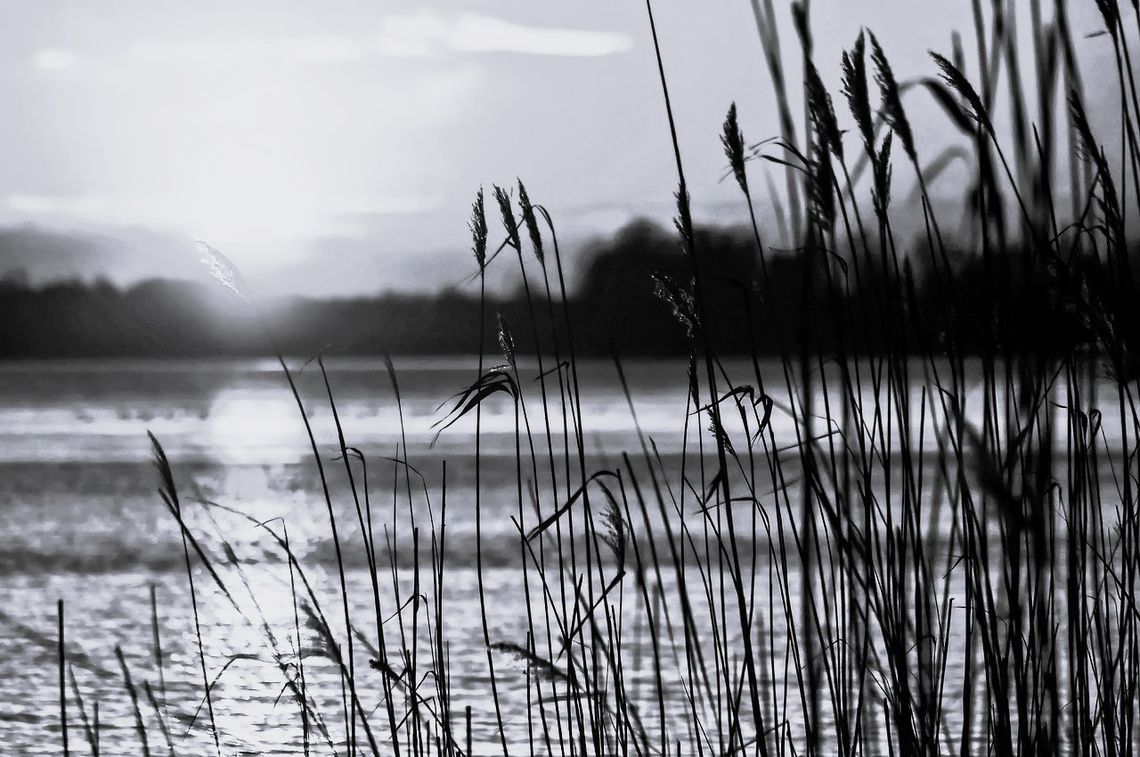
[50, 1, 1140, 755]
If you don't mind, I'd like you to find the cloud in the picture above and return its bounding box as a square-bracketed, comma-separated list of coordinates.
[388, 13, 633, 58]
[124, 12, 631, 66]
[7, 193, 120, 218]
[129, 35, 370, 66]
[32, 49, 79, 70]
[1, 189, 444, 263]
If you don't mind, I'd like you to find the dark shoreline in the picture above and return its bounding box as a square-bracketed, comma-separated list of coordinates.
[2, 219, 1134, 360]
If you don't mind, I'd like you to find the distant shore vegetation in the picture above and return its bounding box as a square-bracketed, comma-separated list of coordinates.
[1, 218, 1133, 360]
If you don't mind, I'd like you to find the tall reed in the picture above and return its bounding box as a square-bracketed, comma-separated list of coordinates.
[55, 2, 1140, 755]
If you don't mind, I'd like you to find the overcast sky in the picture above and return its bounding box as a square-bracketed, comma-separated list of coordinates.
[0, 1, 1123, 295]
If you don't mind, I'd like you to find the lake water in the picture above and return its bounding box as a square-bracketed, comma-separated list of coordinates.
[0, 356, 733, 755]
[0, 357, 1126, 754]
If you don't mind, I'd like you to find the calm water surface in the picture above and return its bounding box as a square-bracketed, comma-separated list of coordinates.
[0, 357, 1106, 754]
[0, 357, 715, 754]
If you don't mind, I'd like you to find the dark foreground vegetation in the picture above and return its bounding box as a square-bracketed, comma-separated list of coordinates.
[49, 0, 1140, 755]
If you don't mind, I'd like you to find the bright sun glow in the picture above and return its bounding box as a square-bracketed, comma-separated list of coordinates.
[206, 390, 310, 464]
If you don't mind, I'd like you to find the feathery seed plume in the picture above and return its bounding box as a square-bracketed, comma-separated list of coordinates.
[721, 103, 749, 193]
[493, 185, 521, 251]
[470, 189, 488, 271]
[516, 180, 544, 264]
[869, 31, 917, 162]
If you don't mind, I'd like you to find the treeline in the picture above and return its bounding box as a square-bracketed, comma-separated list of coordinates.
[0, 219, 1134, 359]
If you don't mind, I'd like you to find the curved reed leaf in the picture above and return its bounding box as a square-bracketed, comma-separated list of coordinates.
[431, 367, 519, 445]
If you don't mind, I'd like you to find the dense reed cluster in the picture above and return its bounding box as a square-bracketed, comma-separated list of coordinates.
[52, 0, 1140, 754]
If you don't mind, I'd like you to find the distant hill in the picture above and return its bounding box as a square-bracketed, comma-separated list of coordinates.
[0, 218, 1131, 360]
[0, 221, 581, 299]
[0, 226, 131, 286]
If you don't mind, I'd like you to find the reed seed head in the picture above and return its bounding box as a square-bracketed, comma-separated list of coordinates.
[721, 102, 750, 194]
[493, 184, 521, 251]
[1094, 0, 1120, 40]
[805, 60, 843, 161]
[497, 312, 517, 369]
[516, 180, 544, 264]
[198, 241, 250, 303]
[872, 131, 894, 216]
[469, 189, 488, 271]
[929, 51, 991, 136]
[869, 31, 917, 162]
[841, 31, 875, 157]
